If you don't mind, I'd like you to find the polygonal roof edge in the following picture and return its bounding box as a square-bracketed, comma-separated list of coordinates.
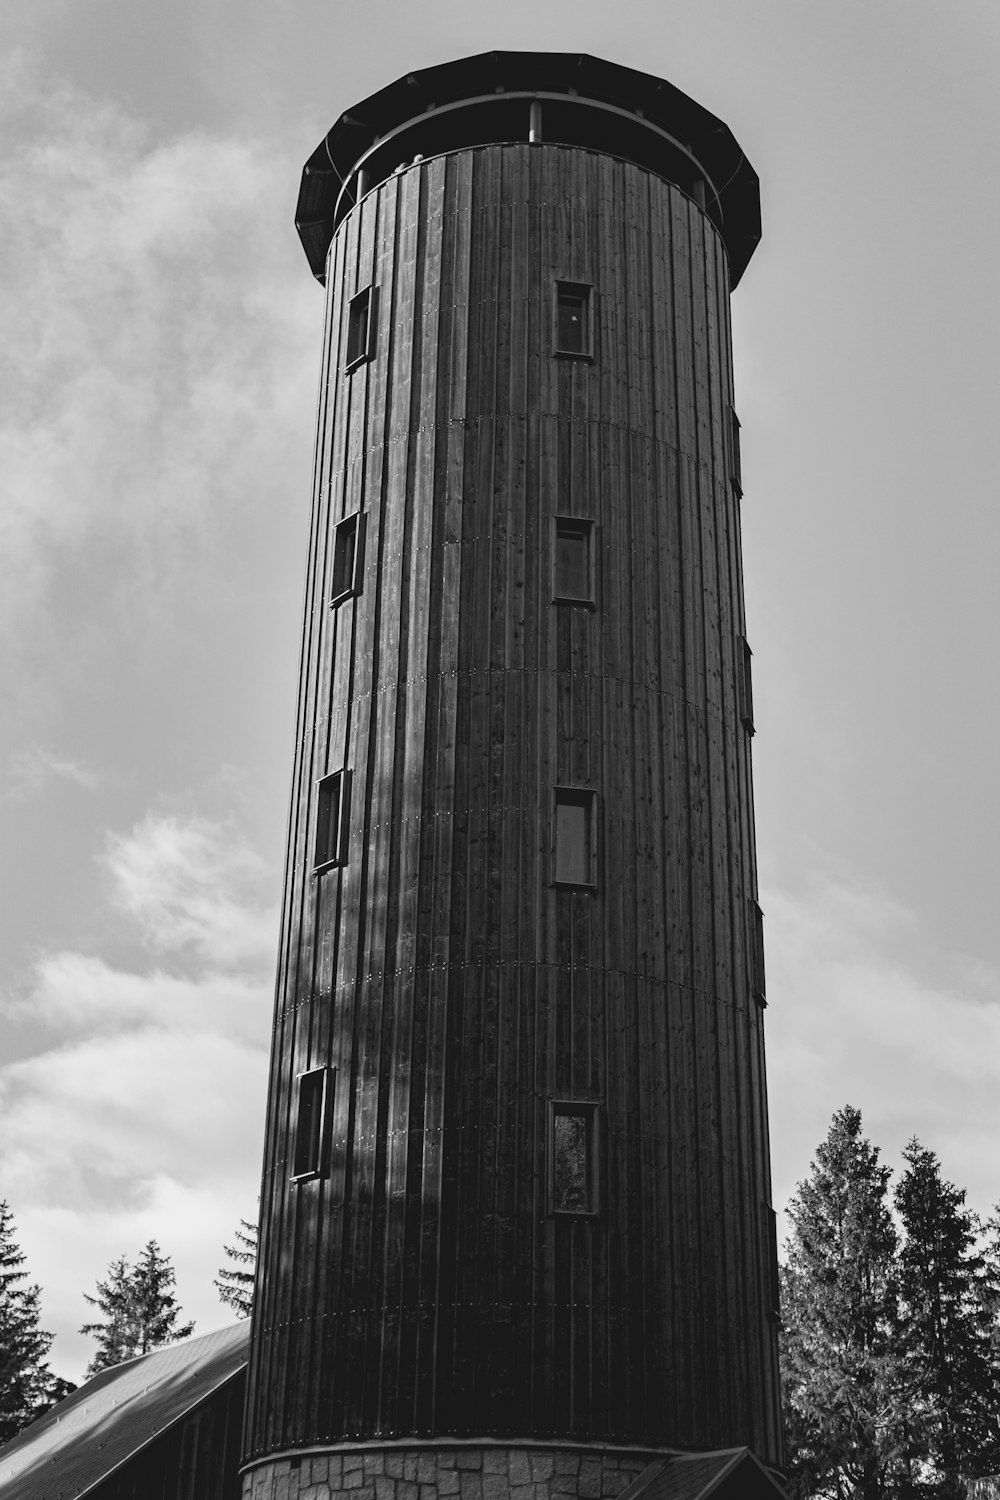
[295, 49, 760, 287]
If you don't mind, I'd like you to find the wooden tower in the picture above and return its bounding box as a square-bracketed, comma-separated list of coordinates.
[243, 51, 786, 1500]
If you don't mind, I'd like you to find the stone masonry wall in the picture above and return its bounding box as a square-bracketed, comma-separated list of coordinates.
[242, 1445, 657, 1500]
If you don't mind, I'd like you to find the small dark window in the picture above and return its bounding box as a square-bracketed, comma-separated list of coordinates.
[554, 787, 596, 888]
[764, 1203, 781, 1319]
[554, 281, 592, 358]
[553, 517, 594, 604]
[728, 406, 743, 497]
[315, 769, 349, 872]
[738, 635, 754, 734]
[292, 1067, 332, 1180]
[750, 898, 766, 1005]
[331, 512, 365, 606]
[345, 286, 376, 370]
[549, 1102, 599, 1216]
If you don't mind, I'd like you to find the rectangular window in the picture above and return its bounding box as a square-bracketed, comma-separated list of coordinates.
[315, 769, 349, 872]
[750, 898, 766, 1005]
[552, 516, 594, 605]
[738, 635, 754, 734]
[728, 406, 743, 497]
[553, 787, 596, 888]
[345, 285, 376, 370]
[764, 1203, 781, 1319]
[331, 512, 365, 607]
[553, 281, 592, 358]
[292, 1067, 332, 1181]
[548, 1101, 599, 1216]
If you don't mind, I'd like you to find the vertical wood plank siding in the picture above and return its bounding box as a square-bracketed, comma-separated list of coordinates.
[246, 144, 781, 1467]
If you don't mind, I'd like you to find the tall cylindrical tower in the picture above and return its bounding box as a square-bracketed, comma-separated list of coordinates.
[244, 51, 785, 1500]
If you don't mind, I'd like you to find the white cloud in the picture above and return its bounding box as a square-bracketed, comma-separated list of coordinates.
[8, 950, 268, 1043]
[103, 813, 277, 968]
[0, 53, 315, 645]
[0, 809, 274, 1382]
[765, 860, 1000, 1234]
[0, 1023, 267, 1206]
[4, 747, 99, 801]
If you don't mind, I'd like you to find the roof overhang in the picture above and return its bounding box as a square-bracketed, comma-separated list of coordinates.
[295, 50, 760, 288]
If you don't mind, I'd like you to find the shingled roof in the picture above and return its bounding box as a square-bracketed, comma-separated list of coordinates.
[617, 1449, 789, 1500]
[0, 1321, 249, 1500]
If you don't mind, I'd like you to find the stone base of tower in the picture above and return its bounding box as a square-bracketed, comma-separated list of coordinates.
[241, 1444, 789, 1500]
[242, 1447, 651, 1500]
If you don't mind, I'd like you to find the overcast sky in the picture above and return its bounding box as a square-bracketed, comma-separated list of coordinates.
[2, 0, 998, 1387]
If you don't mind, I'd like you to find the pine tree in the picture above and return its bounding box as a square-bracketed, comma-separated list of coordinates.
[80, 1241, 194, 1377]
[780, 1105, 907, 1499]
[130, 1241, 195, 1354]
[0, 1201, 64, 1443]
[213, 1219, 257, 1319]
[79, 1255, 136, 1376]
[894, 1141, 1000, 1497]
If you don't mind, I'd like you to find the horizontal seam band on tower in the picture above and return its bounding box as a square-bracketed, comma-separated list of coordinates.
[276, 969, 756, 1021]
[325, 424, 731, 470]
[239, 1437, 686, 1477]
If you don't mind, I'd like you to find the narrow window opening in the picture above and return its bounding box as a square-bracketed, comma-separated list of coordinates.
[549, 1102, 599, 1216]
[729, 406, 743, 497]
[331, 512, 365, 607]
[738, 635, 754, 734]
[315, 769, 349, 872]
[345, 286, 375, 370]
[554, 787, 596, 888]
[292, 1067, 332, 1181]
[553, 517, 594, 605]
[750, 898, 766, 1005]
[554, 281, 592, 358]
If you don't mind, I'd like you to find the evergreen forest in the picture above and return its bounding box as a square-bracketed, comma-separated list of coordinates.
[780, 1107, 1000, 1499]
[2, 1112, 1000, 1500]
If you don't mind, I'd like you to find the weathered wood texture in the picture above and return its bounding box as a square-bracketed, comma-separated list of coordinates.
[246, 144, 781, 1467]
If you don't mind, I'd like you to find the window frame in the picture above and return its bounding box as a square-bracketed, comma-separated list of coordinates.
[750, 897, 766, 1005]
[291, 1065, 334, 1182]
[728, 405, 743, 497]
[552, 785, 598, 890]
[547, 1099, 601, 1218]
[551, 515, 596, 607]
[314, 768, 350, 874]
[344, 284, 377, 372]
[330, 511, 366, 608]
[737, 634, 754, 735]
[552, 279, 594, 360]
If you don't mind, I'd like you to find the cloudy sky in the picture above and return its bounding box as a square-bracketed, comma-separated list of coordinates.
[2, 0, 998, 1385]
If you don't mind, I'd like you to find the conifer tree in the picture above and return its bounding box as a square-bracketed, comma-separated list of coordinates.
[213, 1218, 257, 1319]
[780, 1105, 907, 1499]
[894, 1141, 1000, 1496]
[79, 1255, 135, 1376]
[982, 1207, 1000, 1348]
[130, 1241, 195, 1355]
[0, 1201, 63, 1443]
[80, 1240, 194, 1377]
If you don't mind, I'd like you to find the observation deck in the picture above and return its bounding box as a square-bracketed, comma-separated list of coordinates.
[295, 50, 760, 287]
